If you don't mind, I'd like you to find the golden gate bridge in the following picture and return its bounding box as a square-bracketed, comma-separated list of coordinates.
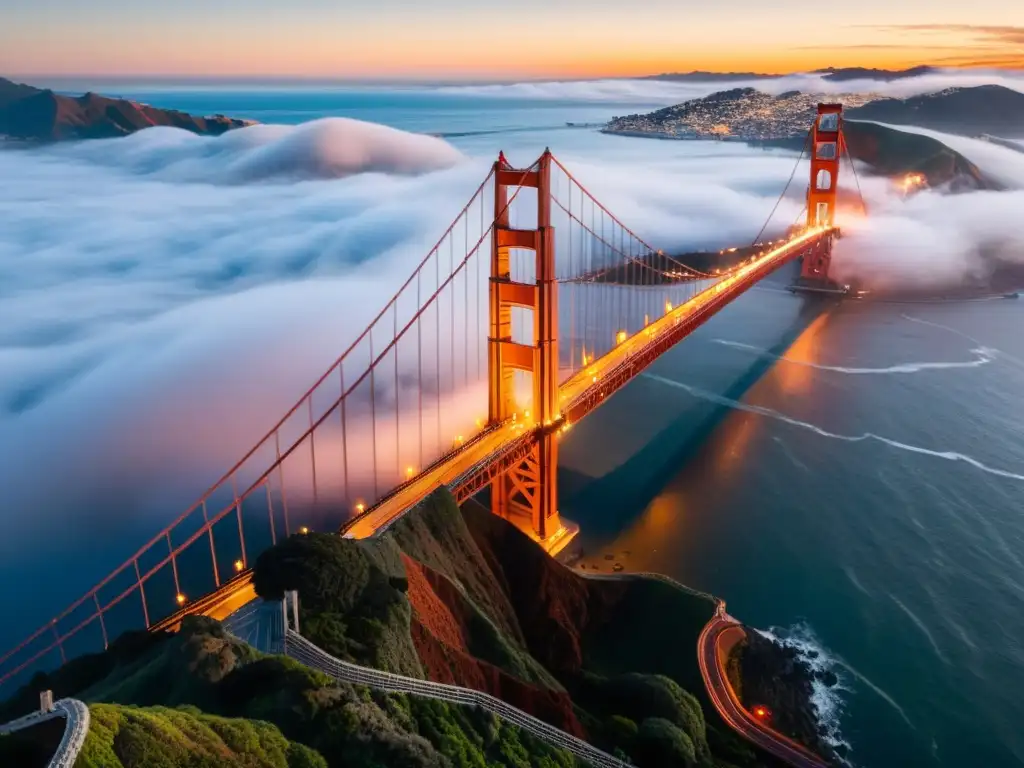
[0, 104, 858, 692]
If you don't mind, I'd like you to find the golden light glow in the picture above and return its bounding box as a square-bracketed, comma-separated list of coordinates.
[299, 525, 310, 534]
[665, 301, 673, 313]
[355, 502, 365, 513]
[898, 172, 927, 194]
[406, 466, 415, 477]
[176, 593, 187, 606]
[234, 559, 244, 572]
[616, 330, 627, 345]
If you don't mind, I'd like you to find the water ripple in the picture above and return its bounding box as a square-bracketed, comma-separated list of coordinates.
[643, 373, 1024, 484]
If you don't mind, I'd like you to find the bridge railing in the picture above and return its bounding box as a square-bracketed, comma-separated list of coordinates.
[285, 630, 632, 768]
[0, 164, 535, 692]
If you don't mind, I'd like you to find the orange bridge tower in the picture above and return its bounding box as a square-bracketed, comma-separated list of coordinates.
[799, 103, 844, 288]
[487, 150, 572, 553]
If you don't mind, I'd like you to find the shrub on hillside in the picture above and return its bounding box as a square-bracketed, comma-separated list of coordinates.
[633, 717, 699, 768]
[573, 672, 710, 766]
[76, 703, 327, 768]
[253, 532, 422, 676]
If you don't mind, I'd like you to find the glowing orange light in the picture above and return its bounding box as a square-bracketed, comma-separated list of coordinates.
[665, 301, 673, 313]
[176, 593, 187, 606]
[752, 705, 771, 720]
[406, 466, 414, 477]
[354, 503, 364, 514]
[299, 525, 310, 534]
[616, 330, 627, 345]
[234, 559, 244, 572]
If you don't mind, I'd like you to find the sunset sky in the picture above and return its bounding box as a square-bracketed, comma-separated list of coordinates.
[2, 1, 1022, 79]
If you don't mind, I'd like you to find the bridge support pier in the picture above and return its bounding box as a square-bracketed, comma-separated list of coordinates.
[487, 150, 576, 556]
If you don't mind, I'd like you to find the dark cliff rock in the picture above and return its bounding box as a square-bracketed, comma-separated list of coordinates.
[731, 629, 841, 764]
[0, 77, 253, 142]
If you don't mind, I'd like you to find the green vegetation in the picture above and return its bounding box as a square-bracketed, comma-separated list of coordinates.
[78, 704, 325, 768]
[725, 640, 746, 703]
[1, 613, 580, 768]
[2, 487, 774, 768]
[253, 531, 424, 677]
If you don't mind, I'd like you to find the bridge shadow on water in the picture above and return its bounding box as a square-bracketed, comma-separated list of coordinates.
[559, 298, 829, 546]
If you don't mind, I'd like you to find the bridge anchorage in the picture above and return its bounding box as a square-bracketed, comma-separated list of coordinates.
[0, 105, 856, 693]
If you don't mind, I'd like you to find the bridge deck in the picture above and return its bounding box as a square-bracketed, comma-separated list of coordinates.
[342, 228, 829, 542]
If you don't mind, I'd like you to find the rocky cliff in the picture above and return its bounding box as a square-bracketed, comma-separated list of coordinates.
[0, 77, 252, 142]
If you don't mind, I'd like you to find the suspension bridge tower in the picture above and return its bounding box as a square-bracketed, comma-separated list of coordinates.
[797, 103, 845, 292]
[487, 150, 575, 554]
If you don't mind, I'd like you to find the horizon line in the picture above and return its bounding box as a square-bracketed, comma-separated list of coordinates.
[4, 63, 981, 84]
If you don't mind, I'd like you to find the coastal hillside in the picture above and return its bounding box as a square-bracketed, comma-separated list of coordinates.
[253, 492, 745, 767]
[0, 614, 578, 767]
[644, 66, 937, 83]
[846, 85, 1024, 137]
[0, 490, 835, 767]
[843, 120, 987, 189]
[603, 87, 992, 188]
[815, 65, 936, 82]
[0, 77, 252, 142]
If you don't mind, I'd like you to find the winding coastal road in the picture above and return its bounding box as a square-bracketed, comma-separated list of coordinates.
[698, 605, 831, 768]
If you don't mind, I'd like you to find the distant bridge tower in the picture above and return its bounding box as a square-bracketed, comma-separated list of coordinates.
[488, 150, 565, 549]
[799, 103, 844, 285]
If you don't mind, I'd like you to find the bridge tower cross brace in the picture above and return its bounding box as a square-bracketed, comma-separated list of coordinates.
[487, 150, 562, 544]
[801, 103, 844, 282]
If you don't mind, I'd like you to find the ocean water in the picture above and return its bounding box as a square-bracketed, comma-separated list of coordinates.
[3, 82, 1023, 768]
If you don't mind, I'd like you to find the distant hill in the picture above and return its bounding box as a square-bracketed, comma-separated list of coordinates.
[846, 85, 1024, 137]
[603, 86, 992, 189]
[815, 65, 938, 82]
[644, 71, 780, 82]
[645, 66, 938, 83]
[0, 77, 253, 142]
[844, 120, 988, 189]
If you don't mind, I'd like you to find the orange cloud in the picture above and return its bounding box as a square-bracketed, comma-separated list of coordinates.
[848, 24, 1024, 69]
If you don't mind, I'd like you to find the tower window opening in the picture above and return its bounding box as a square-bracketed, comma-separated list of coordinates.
[815, 169, 832, 191]
[816, 142, 837, 160]
[818, 113, 839, 132]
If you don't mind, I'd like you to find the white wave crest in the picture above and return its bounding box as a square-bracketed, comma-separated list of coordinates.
[643, 373, 1024, 483]
[754, 622, 852, 758]
[712, 338, 996, 374]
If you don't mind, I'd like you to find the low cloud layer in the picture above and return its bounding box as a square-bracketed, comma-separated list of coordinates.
[2, 79, 1022, 561]
[49, 118, 466, 183]
[831, 127, 1024, 290]
[0, 117, 812, 556]
[440, 68, 1024, 106]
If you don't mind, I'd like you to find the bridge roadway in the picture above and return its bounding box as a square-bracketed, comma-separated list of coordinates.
[344, 226, 831, 542]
